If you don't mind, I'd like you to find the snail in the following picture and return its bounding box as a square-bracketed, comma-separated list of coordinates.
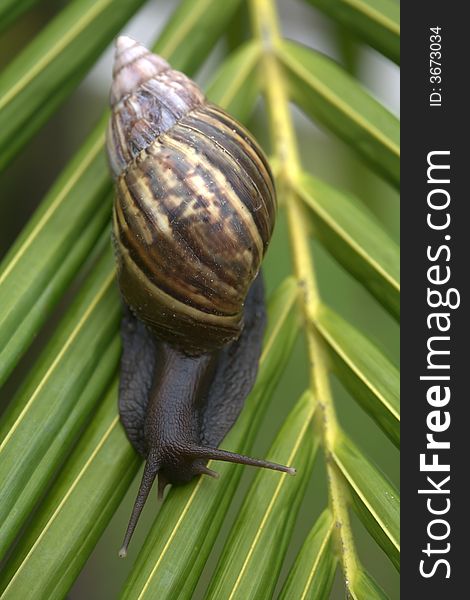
[106, 36, 295, 557]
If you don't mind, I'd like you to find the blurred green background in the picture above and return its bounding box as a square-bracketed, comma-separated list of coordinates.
[0, 1, 399, 598]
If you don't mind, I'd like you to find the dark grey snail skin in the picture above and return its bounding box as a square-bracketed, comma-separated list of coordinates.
[106, 36, 295, 557]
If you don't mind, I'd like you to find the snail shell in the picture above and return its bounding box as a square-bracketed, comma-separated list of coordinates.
[107, 36, 276, 354]
[106, 37, 292, 558]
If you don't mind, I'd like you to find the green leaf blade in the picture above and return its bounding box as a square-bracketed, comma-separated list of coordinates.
[153, 0, 243, 75]
[0, 0, 401, 594]
[351, 569, 389, 600]
[0, 249, 120, 559]
[279, 40, 399, 187]
[0, 0, 147, 170]
[305, 0, 400, 64]
[279, 509, 337, 600]
[317, 305, 400, 447]
[333, 434, 400, 570]
[297, 172, 399, 319]
[0, 124, 111, 384]
[206, 40, 261, 123]
[0, 334, 120, 558]
[0, 383, 139, 599]
[206, 390, 318, 600]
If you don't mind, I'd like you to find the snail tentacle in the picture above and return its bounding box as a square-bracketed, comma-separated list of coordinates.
[118, 452, 160, 558]
[185, 445, 297, 475]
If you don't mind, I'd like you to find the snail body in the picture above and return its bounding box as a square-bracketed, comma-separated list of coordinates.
[106, 37, 293, 557]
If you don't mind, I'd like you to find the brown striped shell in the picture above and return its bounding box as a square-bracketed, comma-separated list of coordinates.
[106, 37, 276, 354]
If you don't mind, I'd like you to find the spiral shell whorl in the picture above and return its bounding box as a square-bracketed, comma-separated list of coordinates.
[107, 38, 276, 354]
[107, 36, 205, 178]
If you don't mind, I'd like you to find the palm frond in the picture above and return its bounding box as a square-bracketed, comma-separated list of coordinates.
[0, 0, 399, 597]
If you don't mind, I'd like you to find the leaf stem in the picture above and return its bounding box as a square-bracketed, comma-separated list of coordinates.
[249, 0, 360, 590]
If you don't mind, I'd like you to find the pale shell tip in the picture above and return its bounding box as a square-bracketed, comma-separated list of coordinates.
[111, 35, 158, 102]
[115, 35, 138, 54]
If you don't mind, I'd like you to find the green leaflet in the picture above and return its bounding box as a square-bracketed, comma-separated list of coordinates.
[0, 0, 147, 170]
[0, 154, 112, 385]
[333, 433, 400, 570]
[305, 0, 400, 64]
[0, 381, 139, 599]
[206, 390, 318, 600]
[316, 305, 400, 447]
[350, 569, 389, 599]
[153, 0, 243, 74]
[0, 334, 120, 561]
[279, 510, 337, 600]
[207, 40, 261, 123]
[296, 171, 399, 320]
[0, 249, 120, 560]
[0, 0, 401, 595]
[279, 39, 399, 187]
